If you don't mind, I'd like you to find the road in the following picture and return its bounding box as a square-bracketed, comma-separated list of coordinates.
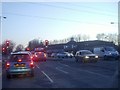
[2, 57, 119, 88]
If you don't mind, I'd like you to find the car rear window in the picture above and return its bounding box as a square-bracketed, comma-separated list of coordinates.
[10, 54, 30, 62]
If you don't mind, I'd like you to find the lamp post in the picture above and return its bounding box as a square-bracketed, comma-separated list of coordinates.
[110, 21, 120, 46]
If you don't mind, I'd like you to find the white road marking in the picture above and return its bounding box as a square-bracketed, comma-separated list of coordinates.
[36, 64, 40, 69]
[59, 63, 110, 78]
[59, 63, 70, 67]
[56, 67, 68, 74]
[41, 71, 54, 83]
[77, 69, 110, 79]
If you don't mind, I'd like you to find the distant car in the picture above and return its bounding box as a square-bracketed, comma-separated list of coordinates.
[93, 46, 120, 60]
[57, 52, 68, 58]
[51, 53, 58, 58]
[64, 52, 74, 58]
[6, 51, 34, 78]
[33, 52, 47, 62]
[75, 50, 99, 63]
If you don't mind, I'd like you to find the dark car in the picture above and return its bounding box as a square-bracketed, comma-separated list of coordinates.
[6, 51, 34, 78]
[75, 50, 99, 63]
[33, 52, 47, 62]
[51, 53, 58, 58]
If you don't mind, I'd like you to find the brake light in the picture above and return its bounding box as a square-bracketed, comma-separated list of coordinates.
[31, 56, 33, 59]
[39, 52, 41, 54]
[44, 53, 47, 58]
[18, 59, 22, 62]
[6, 62, 10, 68]
[34, 54, 37, 58]
[30, 61, 34, 68]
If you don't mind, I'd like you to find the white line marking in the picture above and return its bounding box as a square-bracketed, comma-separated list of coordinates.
[59, 63, 110, 78]
[78, 69, 110, 78]
[59, 63, 70, 67]
[36, 64, 40, 69]
[56, 67, 68, 74]
[41, 71, 54, 83]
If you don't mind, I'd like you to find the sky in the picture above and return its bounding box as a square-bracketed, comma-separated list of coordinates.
[1, 1, 118, 47]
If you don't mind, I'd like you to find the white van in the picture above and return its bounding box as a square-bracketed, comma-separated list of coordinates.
[93, 46, 119, 60]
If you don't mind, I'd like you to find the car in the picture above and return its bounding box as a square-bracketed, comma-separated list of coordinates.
[75, 50, 99, 63]
[93, 46, 120, 60]
[33, 52, 47, 62]
[5, 51, 34, 78]
[57, 52, 68, 58]
[51, 53, 58, 58]
[64, 52, 74, 58]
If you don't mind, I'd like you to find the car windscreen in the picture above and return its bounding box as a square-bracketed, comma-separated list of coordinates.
[10, 54, 30, 62]
[104, 47, 116, 51]
[81, 51, 93, 55]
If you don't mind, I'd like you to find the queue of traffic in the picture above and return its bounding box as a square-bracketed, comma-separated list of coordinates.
[4, 46, 120, 79]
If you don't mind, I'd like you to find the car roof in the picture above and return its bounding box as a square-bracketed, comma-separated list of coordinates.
[11, 51, 31, 55]
[77, 50, 91, 52]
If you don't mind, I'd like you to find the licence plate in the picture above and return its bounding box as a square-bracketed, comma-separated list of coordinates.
[14, 64, 25, 67]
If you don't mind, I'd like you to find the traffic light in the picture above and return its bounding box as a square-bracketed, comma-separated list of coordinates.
[45, 40, 49, 46]
[2, 47, 6, 53]
[6, 40, 10, 46]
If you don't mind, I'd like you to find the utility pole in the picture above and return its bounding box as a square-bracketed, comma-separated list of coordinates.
[118, 1, 120, 50]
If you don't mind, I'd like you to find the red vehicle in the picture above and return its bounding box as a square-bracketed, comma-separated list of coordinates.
[33, 52, 47, 62]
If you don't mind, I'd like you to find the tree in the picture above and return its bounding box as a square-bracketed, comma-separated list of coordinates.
[27, 39, 44, 50]
[2, 40, 15, 55]
[15, 44, 24, 52]
[96, 33, 118, 45]
[81, 34, 90, 41]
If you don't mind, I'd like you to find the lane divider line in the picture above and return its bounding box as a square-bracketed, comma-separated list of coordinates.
[56, 67, 68, 74]
[59, 62, 110, 79]
[35, 64, 40, 69]
[41, 71, 54, 83]
[59, 63, 70, 67]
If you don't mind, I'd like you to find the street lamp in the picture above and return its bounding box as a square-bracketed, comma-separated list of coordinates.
[110, 22, 120, 46]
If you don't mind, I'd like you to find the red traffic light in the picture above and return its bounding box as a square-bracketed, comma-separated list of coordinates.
[6, 41, 10, 46]
[2, 48, 5, 50]
[45, 40, 49, 46]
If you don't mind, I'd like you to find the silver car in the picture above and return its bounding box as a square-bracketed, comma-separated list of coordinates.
[75, 50, 99, 63]
[6, 51, 34, 78]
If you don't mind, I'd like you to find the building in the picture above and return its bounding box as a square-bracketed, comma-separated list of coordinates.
[46, 38, 119, 55]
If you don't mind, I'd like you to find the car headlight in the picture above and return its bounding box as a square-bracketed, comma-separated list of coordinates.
[85, 56, 89, 59]
[95, 56, 98, 58]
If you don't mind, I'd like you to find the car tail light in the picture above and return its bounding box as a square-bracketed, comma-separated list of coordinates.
[6, 62, 10, 68]
[30, 61, 34, 68]
[31, 56, 33, 60]
[39, 52, 41, 54]
[35, 55, 38, 57]
[44, 53, 47, 58]
[18, 59, 22, 62]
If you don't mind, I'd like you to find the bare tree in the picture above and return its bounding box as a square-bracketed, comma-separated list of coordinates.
[15, 44, 24, 52]
[2, 40, 16, 55]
